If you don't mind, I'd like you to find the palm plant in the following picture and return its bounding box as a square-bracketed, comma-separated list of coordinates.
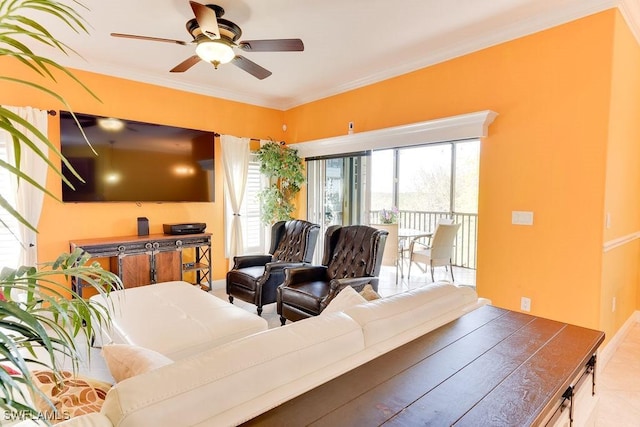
[0, 0, 121, 418]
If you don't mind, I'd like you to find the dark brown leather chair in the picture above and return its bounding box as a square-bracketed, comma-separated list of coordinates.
[277, 225, 388, 325]
[226, 219, 320, 316]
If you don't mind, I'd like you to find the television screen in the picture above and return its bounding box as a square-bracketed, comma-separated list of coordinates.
[60, 111, 215, 202]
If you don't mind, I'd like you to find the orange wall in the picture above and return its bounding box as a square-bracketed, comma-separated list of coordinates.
[0, 58, 285, 280]
[3, 8, 639, 339]
[600, 11, 640, 341]
[285, 11, 622, 331]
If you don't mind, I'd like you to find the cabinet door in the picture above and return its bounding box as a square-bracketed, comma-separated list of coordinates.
[154, 250, 182, 283]
[112, 253, 152, 288]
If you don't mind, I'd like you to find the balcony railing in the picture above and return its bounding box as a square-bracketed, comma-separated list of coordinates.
[369, 210, 478, 269]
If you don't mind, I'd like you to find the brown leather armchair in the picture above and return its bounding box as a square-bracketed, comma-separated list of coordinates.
[277, 225, 388, 325]
[226, 219, 320, 316]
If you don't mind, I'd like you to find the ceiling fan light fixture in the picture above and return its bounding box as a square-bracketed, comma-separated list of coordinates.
[196, 40, 234, 66]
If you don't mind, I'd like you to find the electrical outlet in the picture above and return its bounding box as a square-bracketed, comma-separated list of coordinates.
[521, 296, 531, 312]
[612, 297, 616, 312]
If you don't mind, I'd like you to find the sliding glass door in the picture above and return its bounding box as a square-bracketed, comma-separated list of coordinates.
[306, 153, 369, 263]
[306, 140, 479, 268]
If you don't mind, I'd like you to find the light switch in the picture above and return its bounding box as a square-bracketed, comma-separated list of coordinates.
[512, 211, 534, 226]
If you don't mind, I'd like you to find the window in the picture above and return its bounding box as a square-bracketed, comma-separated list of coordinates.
[371, 140, 479, 214]
[370, 150, 395, 211]
[0, 133, 20, 268]
[398, 144, 452, 212]
[242, 156, 265, 253]
[454, 141, 480, 213]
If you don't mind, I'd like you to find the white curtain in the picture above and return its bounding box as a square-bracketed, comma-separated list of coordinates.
[259, 139, 271, 253]
[3, 106, 48, 266]
[221, 134, 249, 268]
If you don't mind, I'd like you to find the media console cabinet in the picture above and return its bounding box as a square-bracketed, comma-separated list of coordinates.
[69, 233, 211, 297]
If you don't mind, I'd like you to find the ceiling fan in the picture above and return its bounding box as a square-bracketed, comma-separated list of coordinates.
[111, 1, 304, 80]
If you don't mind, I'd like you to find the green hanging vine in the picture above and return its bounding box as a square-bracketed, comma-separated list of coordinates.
[256, 140, 305, 225]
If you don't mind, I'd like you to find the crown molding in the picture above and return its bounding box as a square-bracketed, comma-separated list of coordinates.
[283, 1, 628, 110]
[57, 57, 281, 110]
[618, 0, 640, 43]
[62, 1, 640, 111]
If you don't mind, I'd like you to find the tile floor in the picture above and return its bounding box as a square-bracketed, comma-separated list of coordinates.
[376, 264, 476, 297]
[596, 322, 640, 426]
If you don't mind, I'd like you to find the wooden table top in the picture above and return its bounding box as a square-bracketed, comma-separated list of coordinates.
[244, 305, 604, 426]
[69, 232, 212, 248]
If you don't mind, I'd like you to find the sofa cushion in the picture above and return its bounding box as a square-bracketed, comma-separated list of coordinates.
[343, 281, 482, 350]
[100, 312, 365, 427]
[322, 285, 367, 314]
[102, 344, 173, 383]
[91, 281, 268, 360]
[54, 413, 113, 427]
[359, 284, 381, 301]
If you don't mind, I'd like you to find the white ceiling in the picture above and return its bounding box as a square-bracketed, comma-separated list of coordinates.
[38, 0, 640, 110]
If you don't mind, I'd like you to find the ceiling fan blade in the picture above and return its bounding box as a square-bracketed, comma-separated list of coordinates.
[231, 56, 272, 80]
[170, 55, 201, 73]
[189, 1, 220, 40]
[238, 39, 304, 52]
[111, 32, 189, 46]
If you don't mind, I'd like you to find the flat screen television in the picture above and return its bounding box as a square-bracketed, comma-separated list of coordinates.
[60, 111, 215, 202]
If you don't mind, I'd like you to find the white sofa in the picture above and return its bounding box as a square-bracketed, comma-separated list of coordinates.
[90, 281, 269, 360]
[56, 281, 487, 427]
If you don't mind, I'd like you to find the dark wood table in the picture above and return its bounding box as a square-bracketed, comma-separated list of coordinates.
[245, 305, 604, 426]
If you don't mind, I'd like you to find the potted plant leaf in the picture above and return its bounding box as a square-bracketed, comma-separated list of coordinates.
[256, 140, 305, 225]
[0, 0, 121, 420]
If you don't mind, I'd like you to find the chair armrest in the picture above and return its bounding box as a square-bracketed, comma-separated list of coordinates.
[265, 261, 307, 275]
[408, 239, 429, 254]
[233, 254, 274, 269]
[283, 265, 328, 285]
[329, 277, 375, 293]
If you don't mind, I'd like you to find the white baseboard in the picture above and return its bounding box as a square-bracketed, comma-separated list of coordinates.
[598, 310, 640, 373]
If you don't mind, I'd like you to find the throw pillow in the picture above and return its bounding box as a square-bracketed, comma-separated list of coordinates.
[322, 285, 367, 314]
[101, 344, 173, 383]
[359, 284, 381, 301]
[30, 370, 111, 424]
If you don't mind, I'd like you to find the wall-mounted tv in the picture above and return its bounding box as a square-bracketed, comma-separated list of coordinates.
[60, 111, 215, 203]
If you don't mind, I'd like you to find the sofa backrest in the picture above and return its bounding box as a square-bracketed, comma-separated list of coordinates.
[100, 311, 364, 427]
[69, 282, 486, 427]
[343, 282, 486, 353]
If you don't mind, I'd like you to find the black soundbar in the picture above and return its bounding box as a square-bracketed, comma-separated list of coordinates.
[163, 223, 207, 235]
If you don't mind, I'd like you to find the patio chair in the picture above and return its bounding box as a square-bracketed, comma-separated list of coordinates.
[407, 222, 460, 282]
